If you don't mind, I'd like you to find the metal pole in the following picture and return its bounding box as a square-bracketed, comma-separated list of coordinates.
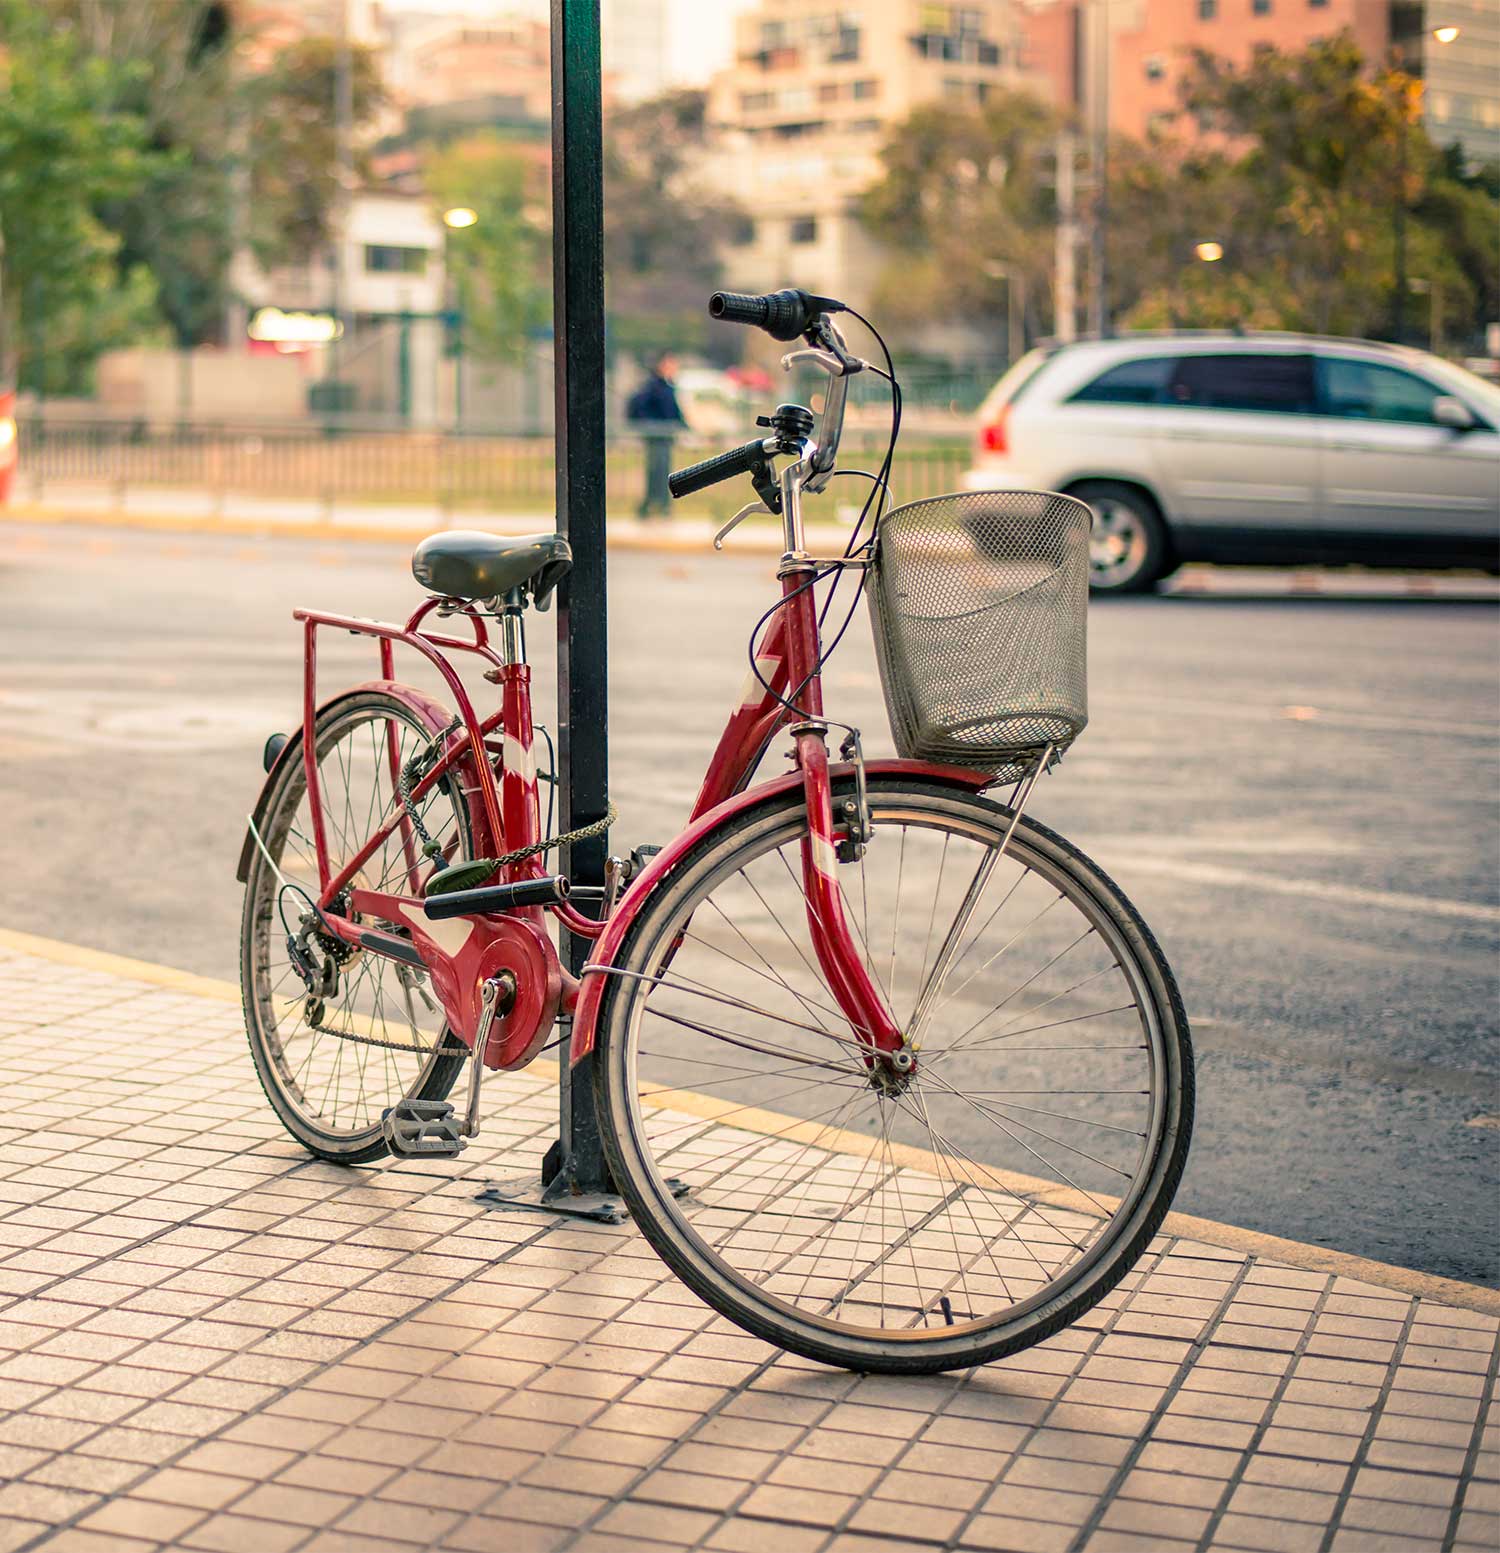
[546, 0, 613, 1205]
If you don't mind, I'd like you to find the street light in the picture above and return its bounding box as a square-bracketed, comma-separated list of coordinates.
[440, 211, 477, 429]
[1432, 25, 1460, 43]
[1194, 241, 1224, 262]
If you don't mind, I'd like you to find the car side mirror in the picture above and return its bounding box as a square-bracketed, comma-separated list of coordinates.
[1432, 395, 1477, 432]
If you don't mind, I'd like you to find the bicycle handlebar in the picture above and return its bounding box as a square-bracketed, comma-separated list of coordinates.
[667, 437, 769, 500]
[709, 288, 845, 343]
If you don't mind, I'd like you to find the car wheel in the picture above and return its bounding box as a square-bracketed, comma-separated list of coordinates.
[1073, 482, 1171, 595]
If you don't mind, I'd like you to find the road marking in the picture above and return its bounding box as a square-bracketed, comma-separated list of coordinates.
[1107, 692, 1496, 740]
[0, 922, 1496, 1315]
[1108, 854, 1500, 925]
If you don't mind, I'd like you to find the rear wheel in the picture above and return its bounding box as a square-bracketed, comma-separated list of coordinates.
[1075, 481, 1172, 594]
[593, 777, 1193, 1374]
[240, 691, 476, 1163]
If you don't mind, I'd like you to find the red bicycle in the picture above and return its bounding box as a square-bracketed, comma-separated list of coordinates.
[238, 289, 1193, 1374]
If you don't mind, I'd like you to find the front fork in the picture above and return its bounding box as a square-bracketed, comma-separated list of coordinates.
[794, 724, 908, 1066]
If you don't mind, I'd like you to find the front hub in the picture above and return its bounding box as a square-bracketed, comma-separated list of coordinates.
[869, 1043, 917, 1095]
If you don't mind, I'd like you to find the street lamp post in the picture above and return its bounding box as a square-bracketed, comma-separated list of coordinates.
[442, 208, 477, 432]
[1391, 24, 1460, 345]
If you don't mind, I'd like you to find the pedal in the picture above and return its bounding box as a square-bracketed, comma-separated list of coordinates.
[629, 844, 662, 878]
[382, 1098, 467, 1158]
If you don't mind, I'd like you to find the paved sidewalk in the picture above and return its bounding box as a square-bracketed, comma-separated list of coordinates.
[0, 934, 1495, 1553]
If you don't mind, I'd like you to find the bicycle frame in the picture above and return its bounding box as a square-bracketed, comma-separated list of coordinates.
[251, 320, 959, 1077]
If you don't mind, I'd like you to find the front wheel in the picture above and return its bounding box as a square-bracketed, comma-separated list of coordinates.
[593, 777, 1193, 1374]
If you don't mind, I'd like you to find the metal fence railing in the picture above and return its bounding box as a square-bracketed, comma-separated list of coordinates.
[15, 420, 975, 517]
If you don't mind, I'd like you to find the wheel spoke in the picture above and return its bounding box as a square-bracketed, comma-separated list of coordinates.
[603, 783, 1188, 1366]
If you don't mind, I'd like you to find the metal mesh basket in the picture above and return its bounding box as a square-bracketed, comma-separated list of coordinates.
[868, 489, 1091, 778]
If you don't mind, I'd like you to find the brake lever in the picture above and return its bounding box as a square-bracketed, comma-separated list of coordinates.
[781, 346, 856, 377]
[714, 500, 774, 551]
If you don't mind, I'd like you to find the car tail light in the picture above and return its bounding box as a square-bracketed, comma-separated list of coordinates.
[978, 404, 1010, 455]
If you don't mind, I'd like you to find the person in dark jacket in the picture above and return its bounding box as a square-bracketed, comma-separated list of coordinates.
[626, 352, 686, 518]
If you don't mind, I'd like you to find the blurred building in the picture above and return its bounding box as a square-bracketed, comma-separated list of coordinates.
[1395, 0, 1500, 166]
[232, 191, 449, 424]
[1021, 0, 1498, 165]
[703, 1, 1034, 314]
[602, 0, 671, 103]
[234, 0, 387, 67]
[385, 14, 558, 133]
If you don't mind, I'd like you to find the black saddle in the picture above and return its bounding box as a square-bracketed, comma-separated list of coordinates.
[411, 530, 572, 609]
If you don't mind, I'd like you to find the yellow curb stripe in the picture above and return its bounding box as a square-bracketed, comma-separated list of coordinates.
[0, 926, 241, 1005]
[1, 924, 1495, 1317]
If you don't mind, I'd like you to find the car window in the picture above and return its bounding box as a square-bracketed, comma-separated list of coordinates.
[1168, 354, 1316, 413]
[1319, 358, 1449, 425]
[1069, 356, 1178, 405]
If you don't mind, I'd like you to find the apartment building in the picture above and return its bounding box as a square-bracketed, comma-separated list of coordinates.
[703, 2, 1034, 309]
[1021, 0, 1497, 164]
[1402, 0, 1500, 165]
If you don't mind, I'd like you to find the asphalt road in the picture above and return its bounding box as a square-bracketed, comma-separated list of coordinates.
[2, 522, 1496, 1285]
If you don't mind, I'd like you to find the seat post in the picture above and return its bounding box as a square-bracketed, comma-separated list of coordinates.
[500, 588, 526, 666]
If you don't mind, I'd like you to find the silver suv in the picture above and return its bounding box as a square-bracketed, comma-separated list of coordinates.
[964, 332, 1500, 592]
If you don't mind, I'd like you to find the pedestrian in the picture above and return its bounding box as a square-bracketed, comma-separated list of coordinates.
[626, 352, 686, 519]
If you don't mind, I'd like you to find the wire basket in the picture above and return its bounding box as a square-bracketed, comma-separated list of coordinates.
[868, 489, 1091, 779]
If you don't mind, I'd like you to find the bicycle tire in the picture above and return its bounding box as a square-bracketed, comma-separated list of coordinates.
[593, 776, 1193, 1374]
[240, 690, 476, 1164]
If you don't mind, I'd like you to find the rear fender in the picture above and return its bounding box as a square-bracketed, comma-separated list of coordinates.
[568, 758, 990, 1063]
[235, 680, 494, 884]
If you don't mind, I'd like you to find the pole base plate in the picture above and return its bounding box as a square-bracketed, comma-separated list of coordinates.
[475, 1173, 689, 1225]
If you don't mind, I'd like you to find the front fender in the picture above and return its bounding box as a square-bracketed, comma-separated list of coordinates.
[568, 758, 990, 1063]
[235, 680, 487, 884]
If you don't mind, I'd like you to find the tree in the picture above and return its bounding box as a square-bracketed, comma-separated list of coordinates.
[859, 93, 1063, 349]
[0, 2, 166, 390]
[603, 90, 745, 357]
[245, 37, 387, 273]
[33, 2, 385, 350]
[1115, 34, 1497, 344]
[425, 136, 551, 363]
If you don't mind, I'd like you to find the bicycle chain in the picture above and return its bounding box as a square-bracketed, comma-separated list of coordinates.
[299, 1011, 452, 1058]
[397, 716, 617, 874]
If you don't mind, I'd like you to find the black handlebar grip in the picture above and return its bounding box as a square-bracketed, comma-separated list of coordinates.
[709, 287, 843, 342]
[667, 437, 767, 500]
[709, 291, 774, 328]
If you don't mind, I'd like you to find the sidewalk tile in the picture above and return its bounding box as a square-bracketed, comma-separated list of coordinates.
[2, 944, 1497, 1553]
[704, 1519, 829, 1552]
[960, 1513, 1075, 1551]
[847, 1497, 968, 1541]
[595, 1500, 720, 1542]
[737, 1482, 858, 1526]
[1209, 1513, 1325, 1552]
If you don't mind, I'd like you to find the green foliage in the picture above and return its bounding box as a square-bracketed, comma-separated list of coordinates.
[0, 1, 164, 389]
[426, 136, 551, 363]
[246, 37, 387, 270]
[1121, 35, 1497, 342]
[0, 0, 390, 387]
[860, 93, 1062, 342]
[859, 32, 1499, 351]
